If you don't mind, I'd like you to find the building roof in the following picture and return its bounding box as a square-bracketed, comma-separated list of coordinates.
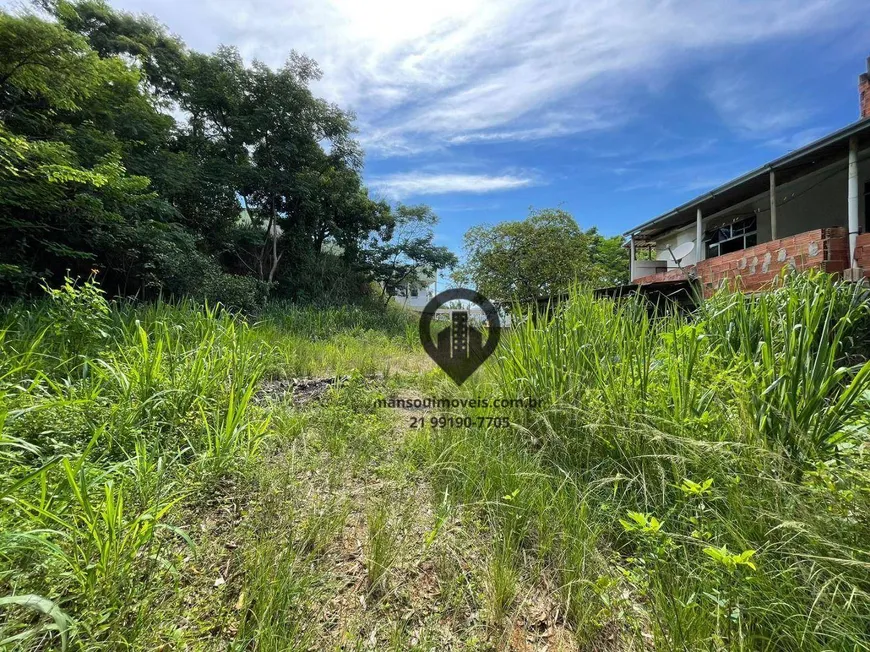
[625, 117, 870, 240]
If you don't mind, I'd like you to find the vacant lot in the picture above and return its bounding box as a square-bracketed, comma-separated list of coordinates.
[2, 272, 869, 650]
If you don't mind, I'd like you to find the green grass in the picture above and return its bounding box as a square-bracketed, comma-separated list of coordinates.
[413, 270, 870, 650]
[0, 279, 422, 650]
[257, 300, 421, 378]
[3, 271, 870, 650]
[365, 500, 402, 596]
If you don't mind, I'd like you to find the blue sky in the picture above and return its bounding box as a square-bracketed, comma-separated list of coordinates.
[7, 0, 869, 258]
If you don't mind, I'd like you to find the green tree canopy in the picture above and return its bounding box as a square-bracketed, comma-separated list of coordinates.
[452, 208, 628, 305]
[363, 204, 458, 305]
[0, 10, 159, 292]
[0, 1, 439, 307]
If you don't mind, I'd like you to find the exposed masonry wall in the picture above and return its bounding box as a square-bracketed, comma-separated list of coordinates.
[633, 228, 851, 297]
[859, 55, 870, 119]
[652, 156, 870, 272]
[861, 70, 870, 119]
[854, 232, 870, 268]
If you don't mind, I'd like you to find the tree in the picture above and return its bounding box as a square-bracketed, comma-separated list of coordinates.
[0, 12, 158, 293]
[0, 2, 441, 306]
[45, 0, 188, 99]
[241, 55, 367, 288]
[363, 205, 458, 306]
[176, 45, 381, 293]
[452, 208, 628, 306]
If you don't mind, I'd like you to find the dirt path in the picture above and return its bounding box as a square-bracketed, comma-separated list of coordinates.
[261, 379, 581, 650]
[167, 375, 583, 650]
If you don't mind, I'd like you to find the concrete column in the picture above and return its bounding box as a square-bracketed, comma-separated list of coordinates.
[848, 136, 859, 267]
[629, 235, 636, 280]
[769, 170, 777, 241]
[695, 208, 703, 262]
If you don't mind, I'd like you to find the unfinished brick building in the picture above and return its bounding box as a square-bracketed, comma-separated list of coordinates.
[607, 57, 870, 301]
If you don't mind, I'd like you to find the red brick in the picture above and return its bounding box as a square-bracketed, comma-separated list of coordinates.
[634, 227, 870, 294]
[861, 69, 870, 119]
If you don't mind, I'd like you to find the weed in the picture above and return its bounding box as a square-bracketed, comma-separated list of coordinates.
[0, 294, 416, 649]
[421, 272, 870, 650]
[365, 501, 402, 596]
[4, 272, 870, 649]
[483, 541, 518, 627]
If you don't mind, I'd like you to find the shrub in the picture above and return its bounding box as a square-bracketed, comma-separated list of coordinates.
[202, 272, 269, 312]
[42, 273, 110, 359]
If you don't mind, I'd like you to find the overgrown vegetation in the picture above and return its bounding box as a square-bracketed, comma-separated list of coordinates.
[3, 271, 870, 650]
[0, 276, 420, 648]
[417, 271, 870, 649]
[0, 1, 454, 306]
[6, 1, 865, 650]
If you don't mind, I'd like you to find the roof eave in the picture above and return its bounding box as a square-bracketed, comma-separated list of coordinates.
[623, 117, 870, 238]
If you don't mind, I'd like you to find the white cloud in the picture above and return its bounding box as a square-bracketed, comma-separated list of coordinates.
[368, 172, 536, 198]
[765, 126, 835, 152]
[705, 74, 815, 138]
[445, 113, 621, 145]
[95, 0, 861, 155]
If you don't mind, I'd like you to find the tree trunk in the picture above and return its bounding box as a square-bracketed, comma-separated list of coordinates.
[259, 211, 272, 282]
[266, 196, 282, 287]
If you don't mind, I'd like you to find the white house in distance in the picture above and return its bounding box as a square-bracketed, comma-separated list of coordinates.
[391, 272, 438, 311]
[600, 56, 870, 303]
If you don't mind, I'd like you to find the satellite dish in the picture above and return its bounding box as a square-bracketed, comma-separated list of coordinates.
[667, 241, 695, 264]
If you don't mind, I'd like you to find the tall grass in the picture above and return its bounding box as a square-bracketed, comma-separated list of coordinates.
[256, 300, 420, 378]
[6, 270, 869, 649]
[0, 279, 417, 649]
[418, 271, 870, 650]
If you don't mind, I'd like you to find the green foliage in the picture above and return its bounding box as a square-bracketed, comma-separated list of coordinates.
[0, 294, 411, 649]
[0, 594, 73, 651]
[194, 375, 270, 483]
[0, 3, 450, 304]
[363, 204, 458, 304]
[419, 271, 870, 650]
[619, 511, 664, 535]
[365, 501, 401, 596]
[701, 270, 870, 466]
[4, 271, 870, 649]
[483, 540, 519, 627]
[42, 273, 110, 358]
[679, 477, 713, 497]
[453, 207, 628, 305]
[703, 546, 757, 573]
[0, 13, 103, 110]
[0, 9, 166, 295]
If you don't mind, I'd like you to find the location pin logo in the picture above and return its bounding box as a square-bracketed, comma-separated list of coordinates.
[419, 289, 501, 385]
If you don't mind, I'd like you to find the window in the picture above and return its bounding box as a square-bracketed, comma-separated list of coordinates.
[705, 217, 757, 259]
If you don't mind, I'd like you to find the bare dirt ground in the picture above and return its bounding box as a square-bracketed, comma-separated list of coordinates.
[249, 382, 585, 650]
[159, 378, 605, 650]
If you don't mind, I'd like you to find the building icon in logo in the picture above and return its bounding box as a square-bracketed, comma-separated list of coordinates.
[420, 289, 500, 385]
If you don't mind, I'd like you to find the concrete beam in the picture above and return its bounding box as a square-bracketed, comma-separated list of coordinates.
[848, 136, 859, 267]
[769, 170, 777, 240]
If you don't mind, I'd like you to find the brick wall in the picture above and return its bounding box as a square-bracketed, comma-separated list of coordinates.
[697, 228, 847, 296]
[632, 228, 849, 297]
[861, 68, 870, 119]
[854, 232, 870, 271]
